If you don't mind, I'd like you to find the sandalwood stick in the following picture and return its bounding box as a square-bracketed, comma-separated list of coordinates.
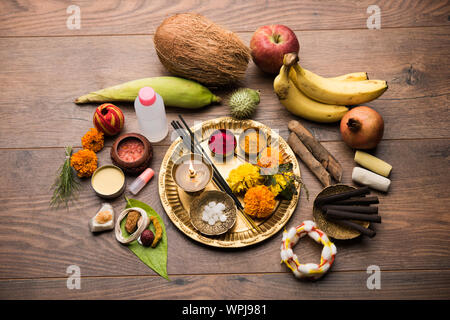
[325, 209, 381, 223]
[328, 218, 376, 238]
[322, 204, 378, 214]
[288, 132, 331, 187]
[288, 120, 343, 182]
[332, 196, 379, 206]
[315, 186, 370, 206]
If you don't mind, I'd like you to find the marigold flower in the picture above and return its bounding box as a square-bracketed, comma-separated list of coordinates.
[71, 149, 98, 178]
[257, 147, 284, 169]
[244, 185, 276, 218]
[226, 163, 263, 194]
[267, 173, 292, 197]
[81, 128, 104, 153]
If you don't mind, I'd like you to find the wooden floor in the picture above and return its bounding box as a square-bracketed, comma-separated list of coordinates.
[0, 0, 449, 300]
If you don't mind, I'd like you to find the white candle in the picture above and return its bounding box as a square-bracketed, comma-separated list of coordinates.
[352, 167, 391, 192]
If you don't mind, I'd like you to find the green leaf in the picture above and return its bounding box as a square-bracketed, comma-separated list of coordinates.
[123, 198, 169, 280]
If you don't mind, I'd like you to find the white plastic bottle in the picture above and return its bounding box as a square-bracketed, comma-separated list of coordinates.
[134, 87, 168, 142]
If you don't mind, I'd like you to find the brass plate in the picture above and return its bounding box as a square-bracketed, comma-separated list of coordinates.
[158, 117, 301, 248]
[313, 185, 370, 240]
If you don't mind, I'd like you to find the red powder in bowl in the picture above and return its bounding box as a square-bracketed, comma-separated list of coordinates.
[208, 129, 236, 157]
[117, 138, 144, 162]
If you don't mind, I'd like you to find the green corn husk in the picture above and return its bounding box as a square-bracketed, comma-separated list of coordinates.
[75, 76, 221, 109]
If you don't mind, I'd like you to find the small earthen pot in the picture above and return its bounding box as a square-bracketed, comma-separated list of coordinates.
[110, 133, 153, 175]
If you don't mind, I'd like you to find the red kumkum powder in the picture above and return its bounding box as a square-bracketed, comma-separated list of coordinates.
[118, 138, 144, 162]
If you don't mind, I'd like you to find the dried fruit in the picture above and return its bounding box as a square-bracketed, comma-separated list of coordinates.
[140, 229, 155, 247]
[125, 210, 140, 233]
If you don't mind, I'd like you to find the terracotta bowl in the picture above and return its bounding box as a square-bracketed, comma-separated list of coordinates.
[110, 133, 153, 175]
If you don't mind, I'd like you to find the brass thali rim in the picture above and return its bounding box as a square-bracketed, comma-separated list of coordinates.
[158, 117, 301, 248]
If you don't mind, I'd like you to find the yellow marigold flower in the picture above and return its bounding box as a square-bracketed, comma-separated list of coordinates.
[244, 185, 276, 218]
[81, 128, 104, 153]
[267, 174, 291, 197]
[71, 149, 98, 178]
[227, 163, 263, 194]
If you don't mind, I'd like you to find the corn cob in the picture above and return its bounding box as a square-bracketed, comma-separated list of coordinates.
[75, 76, 221, 109]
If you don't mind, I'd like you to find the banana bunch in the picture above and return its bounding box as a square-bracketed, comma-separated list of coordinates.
[274, 53, 388, 123]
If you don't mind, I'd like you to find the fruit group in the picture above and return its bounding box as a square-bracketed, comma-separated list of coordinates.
[229, 88, 260, 119]
[340, 106, 384, 149]
[273, 61, 348, 123]
[287, 53, 388, 105]
[93, 103, 124, 136]
[250, 25, 299, 74]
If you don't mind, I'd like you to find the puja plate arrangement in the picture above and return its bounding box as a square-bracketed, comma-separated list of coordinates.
[159, 117, 302, 248]
[50, 13, 392, 281]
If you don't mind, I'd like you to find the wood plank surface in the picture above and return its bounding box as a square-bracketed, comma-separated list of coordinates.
[0, 27, 449, 148]
[1, 270, 449, 300]
[0, 0, 449, 300]
[1, 140, 448, 279]
[0, 0, 448, 37]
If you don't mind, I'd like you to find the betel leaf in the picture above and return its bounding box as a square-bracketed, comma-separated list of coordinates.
[122, 198, 169, 280]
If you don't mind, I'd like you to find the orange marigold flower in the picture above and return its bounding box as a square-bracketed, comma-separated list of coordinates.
[244, 185, 276, 218]
[257, 147, 284, 169]
[81, 128, 104, 153]
[71, 149, 98, 178]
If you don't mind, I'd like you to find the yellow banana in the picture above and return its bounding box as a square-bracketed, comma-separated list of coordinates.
[285, 53, 387, 105]
[274, 65, 348, 123]
[330, 72, 368, 81]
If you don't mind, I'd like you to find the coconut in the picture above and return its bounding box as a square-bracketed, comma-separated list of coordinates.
[154, 13, 251, 87]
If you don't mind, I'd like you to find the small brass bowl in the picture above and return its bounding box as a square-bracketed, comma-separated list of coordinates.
[91, 165, 126, 199]
[313, 184, 370, 240]
[238, 127, 268, 157]
[171, 153, 213, 196]
[189, 190, 237, 236]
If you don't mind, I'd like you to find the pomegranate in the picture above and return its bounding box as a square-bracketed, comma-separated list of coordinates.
[340, 106, 384, 149]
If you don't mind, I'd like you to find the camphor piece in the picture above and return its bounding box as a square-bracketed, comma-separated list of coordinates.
[274, 56, 348, 123]
[286, 53, 388, 105]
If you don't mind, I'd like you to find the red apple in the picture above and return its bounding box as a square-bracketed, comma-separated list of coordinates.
[250, 25, 300, 74]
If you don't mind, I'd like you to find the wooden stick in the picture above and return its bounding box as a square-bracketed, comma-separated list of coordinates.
[288, 120, 343, 182]
[322, 204, 378, 214]
[325, 209, 381, 223]
[328, 218, 376, 238]
[315, 186, 370, 206]
[288, 132, 331, 187]
[332, 196, 379, 206]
